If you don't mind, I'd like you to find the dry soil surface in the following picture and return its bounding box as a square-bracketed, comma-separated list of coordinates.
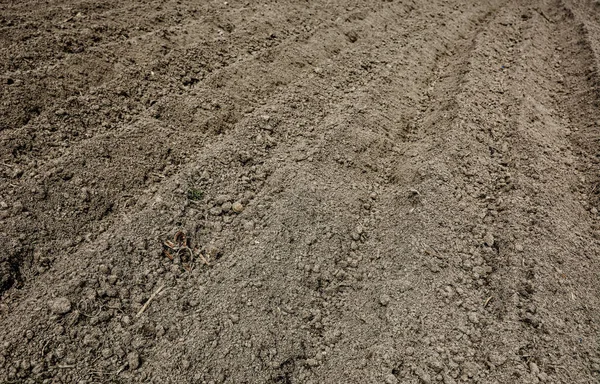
[1, 0, 600, 383]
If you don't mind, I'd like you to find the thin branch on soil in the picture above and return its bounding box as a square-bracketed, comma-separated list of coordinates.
[136, 284, 165, 318]
[115, 363, 128, 375]
[484, 296, 493, 307]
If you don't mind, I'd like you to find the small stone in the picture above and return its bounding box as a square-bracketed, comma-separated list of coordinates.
[468, 312, 479, 324]
[515, 244, 524, 252]
[385, 373, 399, 384]
[538, 372, 548, 382]
[215, 195, 231, 205]
[379, 294, 391, 306]
[415, 367, 431, 384]
[306, 358, 319, 367]
[243, 220, 255, 231]
[49, 297, 71, 315]
[442, 373, 456, 384]
[232, 202, 244, 213]
[522, 312, 541, 327]
[221, 201, 232, 212]
[529, 362, 540, 376]
[488, 352, 506, 366]
[25, 330, 34, 340]
[462, 362, 479, 378]
[346, 30, 358, 43]
[127, 351, 140, 370]
[229, 314, 239, 324]
[98, 264, 111, 275]
[483, 232, 494, 247]
[12, 201, 23, 212]
[428, 359, 444, 373]
[101, 348, 113, 359]
[83, 334, 99, 348]
[209, 206, 223, 216]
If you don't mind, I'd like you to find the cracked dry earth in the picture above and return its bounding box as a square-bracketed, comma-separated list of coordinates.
[1, 0, 600, 383]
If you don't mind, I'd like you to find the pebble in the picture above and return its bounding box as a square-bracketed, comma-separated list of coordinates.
[306, 358, 319, 367]
[415, 367, 431, 384]
[379, 294, 391, 306]
[243, 220, 255, 231]
[529, 362, 540, 376]
[467, 312, 479, 324]
[462, 362, 479, 378]
[49, 297, 72, 315]
[488, 352, 506, 366]
[215, 195, 231, 205]
[127, 351, 141, 370]
[221, 201, 232, 212]
[209, 206, 223, 216]
[428, 359, 444, 373]
[25, 330, 34, 340]
[483, 232, 494, 247]
[385, 373, 399, 384]
[232, 202, 244, 213]
[515, 243, 524, 252]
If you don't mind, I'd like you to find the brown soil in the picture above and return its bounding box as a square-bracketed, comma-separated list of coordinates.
[1, 0, 600, 383]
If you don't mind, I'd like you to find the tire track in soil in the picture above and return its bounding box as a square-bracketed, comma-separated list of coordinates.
[385, 0, 600, 382]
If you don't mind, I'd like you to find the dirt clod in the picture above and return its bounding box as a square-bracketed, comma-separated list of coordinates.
[49, 297, 71, 315]
[232, 202, 244, 213]
[128, 351, 141, 370]
[379, 294, 391, 306]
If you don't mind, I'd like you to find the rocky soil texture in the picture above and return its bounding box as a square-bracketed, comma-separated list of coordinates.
[1, 0, 600, 383]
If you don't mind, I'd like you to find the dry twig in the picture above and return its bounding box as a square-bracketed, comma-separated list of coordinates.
[136, 285, 165, 318]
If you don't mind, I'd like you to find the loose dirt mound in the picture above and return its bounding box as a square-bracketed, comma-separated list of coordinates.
[1, 0, 600, 383]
